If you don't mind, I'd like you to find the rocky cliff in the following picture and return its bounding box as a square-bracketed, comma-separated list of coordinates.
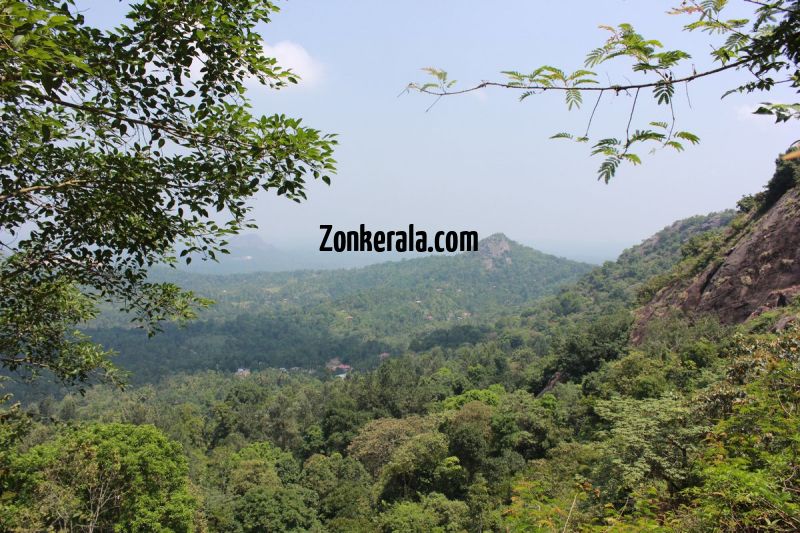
[633, 161, 800, 340]
[477, 233, 513, 270]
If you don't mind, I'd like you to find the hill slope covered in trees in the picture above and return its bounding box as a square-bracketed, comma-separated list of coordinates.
[11, 172, 796, 530]
[8, 162, 800, 531]
[84, 234, 592, 382]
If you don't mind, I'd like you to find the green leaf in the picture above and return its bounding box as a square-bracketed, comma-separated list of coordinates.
[675, 131, 700, 144]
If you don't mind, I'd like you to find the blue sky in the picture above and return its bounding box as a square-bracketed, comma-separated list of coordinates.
[80, 1, 798, 263]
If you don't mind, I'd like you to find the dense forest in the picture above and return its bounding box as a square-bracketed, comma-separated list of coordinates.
[5, 161, 800, 530]
[2, 0, 800, 531]
[82, 234, 592, 384]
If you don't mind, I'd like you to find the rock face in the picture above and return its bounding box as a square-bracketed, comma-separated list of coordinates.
[633, 186, 800, 340]
[477, 233, 513, 270]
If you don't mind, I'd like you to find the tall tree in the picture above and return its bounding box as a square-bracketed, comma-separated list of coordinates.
[0, 0, 336, 386]
[3, 423, 196, 531]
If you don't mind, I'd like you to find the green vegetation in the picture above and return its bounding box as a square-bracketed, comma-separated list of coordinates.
[412, 0, 800, 181]
[7, 187, 798, 530]
[70, 234, 591, 385]
[3, 1, 800, 531]
[0, 0, 336, 387]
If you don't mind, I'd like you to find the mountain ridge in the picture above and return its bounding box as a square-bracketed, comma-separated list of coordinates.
[633, 159, 800, 340]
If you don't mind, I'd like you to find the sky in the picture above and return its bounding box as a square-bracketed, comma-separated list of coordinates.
[78, 1, 798, 264]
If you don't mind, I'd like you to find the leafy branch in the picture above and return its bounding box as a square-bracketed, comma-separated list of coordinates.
[408, 0, 800, 181]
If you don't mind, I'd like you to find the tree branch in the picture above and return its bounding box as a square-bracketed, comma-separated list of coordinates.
[23, 91, 260, 153]
[412, 59, 749, 97]
[744, 0, 800, 15]
[0, 179, 88, 202]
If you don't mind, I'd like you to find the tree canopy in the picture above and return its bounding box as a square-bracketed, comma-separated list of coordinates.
[0, 0, 336, 386]
[4, 423, 195, 531]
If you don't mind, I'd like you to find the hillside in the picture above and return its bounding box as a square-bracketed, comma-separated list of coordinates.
[510, 210, 736, 331]
[86, 234, 592, 382]
[28, 183, 800, 532]
[15, 180, 800, 531]
[633, 159, 800, 340]
[148, 233, 591, 313]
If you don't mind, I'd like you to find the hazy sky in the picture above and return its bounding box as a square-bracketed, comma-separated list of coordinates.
[80, 1, 798, 263]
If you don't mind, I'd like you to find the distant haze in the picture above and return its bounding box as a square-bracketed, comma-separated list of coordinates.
[183, 230, 623, 275]
[76, 1, 798, 269]
[184, 233, 439, 274]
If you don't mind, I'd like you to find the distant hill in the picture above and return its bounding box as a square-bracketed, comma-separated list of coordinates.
[87, 234, 592, 382]
[180, 233, 431, 274]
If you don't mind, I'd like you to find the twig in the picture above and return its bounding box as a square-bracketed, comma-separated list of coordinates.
[668, 96, 676, 141]
[626, 88, 640, 145]
[584, 90, 604, 137]
[562, 493, 578, 533]
[685, 80, 693, 109]
[425, 95, 442, 113]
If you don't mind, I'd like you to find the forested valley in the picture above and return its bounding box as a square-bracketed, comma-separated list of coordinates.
[6, 161, 800, 530]
[3, 0, 800, 531]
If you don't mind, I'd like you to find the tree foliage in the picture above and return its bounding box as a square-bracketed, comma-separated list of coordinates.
[2, 423, 195, 531]
[0, 0, 336, 385]
[411, 1, 800, 181]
